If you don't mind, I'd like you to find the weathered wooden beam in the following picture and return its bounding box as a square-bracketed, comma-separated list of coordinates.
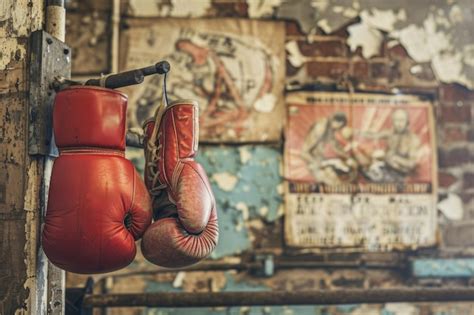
[83, 287, 474, 308]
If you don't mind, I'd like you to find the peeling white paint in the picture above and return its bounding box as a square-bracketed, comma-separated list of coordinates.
[280, 2, 474, 88]
[432, 52, 469, 86]
[394, 12, 473, 88]
[239, 147, 252, 164]
[317, 19, 331, 34]
[254, 94, 276, 113]
[360, 8, 406, 32]
[286, 40, 308, 68]
[276, 183, 284, 195]
[212, 172, 238, 192]
[172, 271, 186, 288]
[347, 8, 408, 59]
[247, 0, 282, 18]
[410, 64, 423, 75]
[396, 16, 451, 63]
[347, 22, 383, 58]
[438, 193, 464, 221]
[236, 202, 249, 220]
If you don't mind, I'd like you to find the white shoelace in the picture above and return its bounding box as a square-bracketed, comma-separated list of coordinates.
[145, 131, 167, 198]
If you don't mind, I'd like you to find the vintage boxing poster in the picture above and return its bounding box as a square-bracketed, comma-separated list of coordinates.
[120, 18, 285, 143]
[284, 92, 437, 250]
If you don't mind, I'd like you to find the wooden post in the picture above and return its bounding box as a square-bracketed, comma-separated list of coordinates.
[0, 1, 44, 312]
[0, 0, 67, 314]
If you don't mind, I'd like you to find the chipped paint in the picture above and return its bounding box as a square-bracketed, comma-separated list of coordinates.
[0, 0, 43, 37]
[172, 271, 186, 288]
[360, 9, 406, 32]
[236, 202, 250, 220]
[0, 38, 26, 70]
[212, 172, 239, 192]
[239, 147, 252, 164]
[438, 193, 464, 220]
[196, 145, 283, 257]
[347, 21, 383, 59]
[347, 9, 406, 58]
[286, 40, 309, 68]
[277, 0, 474, 88]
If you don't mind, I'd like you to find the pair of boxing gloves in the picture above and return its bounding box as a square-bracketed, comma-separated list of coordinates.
[42, 86, 218, 274]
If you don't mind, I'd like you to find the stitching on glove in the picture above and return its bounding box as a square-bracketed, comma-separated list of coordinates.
[127, 166, 137, 236]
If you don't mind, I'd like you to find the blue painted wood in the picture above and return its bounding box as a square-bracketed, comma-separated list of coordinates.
[412, 258, 474, 277]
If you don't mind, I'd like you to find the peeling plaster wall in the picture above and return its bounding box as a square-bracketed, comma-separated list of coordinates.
[197, 145, 284, 257]
[277, 0, 474, 88]
[64, 1, 474, 314]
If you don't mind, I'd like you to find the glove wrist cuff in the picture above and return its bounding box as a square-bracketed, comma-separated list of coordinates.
[59, 147, 125, 157]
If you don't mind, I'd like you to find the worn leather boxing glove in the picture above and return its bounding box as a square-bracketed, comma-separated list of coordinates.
[42, 86, 152, 274]
[141, 100, 218, 268]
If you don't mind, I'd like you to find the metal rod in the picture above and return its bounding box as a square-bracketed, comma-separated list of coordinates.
[85, 70, 144, 89]
[125, 131, 144, 148]
[47, 0, 64, 6]
[82, 288, 474, 307]
[84, 61, 170, 89]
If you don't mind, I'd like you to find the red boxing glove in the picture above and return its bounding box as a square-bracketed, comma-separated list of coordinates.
[141, 100, 218, 268]
[42, 86, 152, 274]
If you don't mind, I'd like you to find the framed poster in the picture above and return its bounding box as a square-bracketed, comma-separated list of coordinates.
[284, 92, 437, 250]
[120, 18, 285, 143]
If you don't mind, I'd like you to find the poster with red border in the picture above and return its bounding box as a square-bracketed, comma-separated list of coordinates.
[284, 92, 437, 250]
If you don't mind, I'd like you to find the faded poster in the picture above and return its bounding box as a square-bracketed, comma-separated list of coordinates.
[120, 18, 285, 142]
[284, 92, 437, 250]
